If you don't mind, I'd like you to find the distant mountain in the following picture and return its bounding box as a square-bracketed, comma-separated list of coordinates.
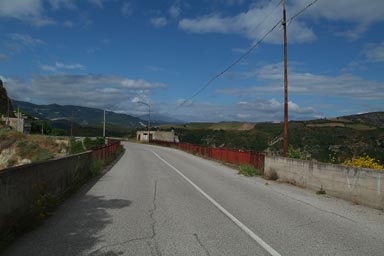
[336, 112, 384, 128]
[150, 114, 184, 125]
[12, 100, 144, 128]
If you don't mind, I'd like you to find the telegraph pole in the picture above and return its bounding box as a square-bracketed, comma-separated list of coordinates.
[103, 109, 106, 138]
[282, 0, 289, 157]
[17, 106, 20, 132]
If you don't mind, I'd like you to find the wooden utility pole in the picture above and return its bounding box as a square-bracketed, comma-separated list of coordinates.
[282, 0, 289, 157]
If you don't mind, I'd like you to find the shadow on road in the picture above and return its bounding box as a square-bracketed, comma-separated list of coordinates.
[4, 178, 132, 256]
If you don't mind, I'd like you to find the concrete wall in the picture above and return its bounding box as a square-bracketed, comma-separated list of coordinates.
[1, 114, 31, 134]
[265, 156, 384, 210]
[0, 152, 92, 239]
[136, 130, 179, 142]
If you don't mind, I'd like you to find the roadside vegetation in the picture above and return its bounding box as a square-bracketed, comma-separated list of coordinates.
[0, 124, 69, 169]
[161, 114, 384, 168]
[343, 156, 384, 170]
[238, 164, 263, 176]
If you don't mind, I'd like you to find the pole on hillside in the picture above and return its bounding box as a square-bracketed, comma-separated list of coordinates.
[136, 101, 151, 142]
[103, 109, 106, 138]
[148, 104, 151, 141]
[17, 106, 20, 132]
[282, 0, 289, 157]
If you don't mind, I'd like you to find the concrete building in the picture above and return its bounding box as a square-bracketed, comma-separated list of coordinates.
[136, 130, 179, 143]
[1, 113, 31, 134]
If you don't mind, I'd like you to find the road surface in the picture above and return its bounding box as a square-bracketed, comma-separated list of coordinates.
[4, 142, 384, 255]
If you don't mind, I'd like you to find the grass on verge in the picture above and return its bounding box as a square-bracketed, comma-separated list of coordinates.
[238, 164, 263, 176]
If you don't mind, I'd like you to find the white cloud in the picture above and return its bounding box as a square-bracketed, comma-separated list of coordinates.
[237, 98, 315, 115]
[32, 16, 56, 26]
[150, 17, 168, 28]
[40, 62, 85, 72]
[63, 20, 74, 27]
[48, 0, 76, 10]
[0, 0, 57, 27]
[179, 0, 384, 43]
[9, 33, 45, 46]
[172, 97, 315, 122]
[121, 78, 166, 89]
[121, 2, 133, 16]
[0, 0, 106, 27]
[40, 65, 57, 72]
[0, 54, 8, 61]
[4, 74, 167, 111]
[55, 62, 84, 70]
[217, 0, 244, 5]
[169, 5, 181, 18]
[88, 0, 103, 8]
[218, 62, 384, 100]
[179, 1, 315, 44]
[0, 0, 42, 20]
[6, 33, 45, 53]
[365, 42, 384, 63]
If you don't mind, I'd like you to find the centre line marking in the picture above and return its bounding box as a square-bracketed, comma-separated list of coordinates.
[151, 150, 281, 256]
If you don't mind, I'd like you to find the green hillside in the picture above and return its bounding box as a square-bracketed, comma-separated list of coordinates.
[162, 114, 384, 165]
[160, 122, 255, 131]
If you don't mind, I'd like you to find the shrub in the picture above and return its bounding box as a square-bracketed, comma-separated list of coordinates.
[238, 164, 263, 176]
[18, 141, 38, 159]
[84, 137, 105, 150]
[288, 145, 306, 160]
[31, 149, 53, 163]
[90, 160, 104, 177]
[69, 139, 85, 154]
[343, 156, 384, 170]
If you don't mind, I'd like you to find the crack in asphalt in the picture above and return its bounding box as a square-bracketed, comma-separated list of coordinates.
[88, 180, 160, 255]
[149, 180, 158, 239]
[147, 180, 162, 256]
[193, 233, 211, 256]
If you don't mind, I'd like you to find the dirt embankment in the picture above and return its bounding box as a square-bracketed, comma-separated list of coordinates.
[0, 125, 69, 170]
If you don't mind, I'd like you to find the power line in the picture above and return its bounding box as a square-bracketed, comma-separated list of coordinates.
[176, 0, 320, 109]
[287, 0, 319, 23]
[177, 19, 282, 109]
[176, 0, 282, 109]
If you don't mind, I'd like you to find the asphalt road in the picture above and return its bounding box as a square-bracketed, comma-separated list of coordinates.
[4, 142, 384, 256]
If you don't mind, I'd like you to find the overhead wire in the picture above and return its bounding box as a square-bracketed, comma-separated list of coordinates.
[176, 0, 320, 109]
[176, 0, 282, 109]
[287, 0, 318, 24]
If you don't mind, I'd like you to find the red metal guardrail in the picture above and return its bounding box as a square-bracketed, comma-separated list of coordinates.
[92, 139, 122, 161]
[150, 140, 265, 171]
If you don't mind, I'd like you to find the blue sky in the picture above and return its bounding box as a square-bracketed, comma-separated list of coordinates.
[1, 0, 383, 122]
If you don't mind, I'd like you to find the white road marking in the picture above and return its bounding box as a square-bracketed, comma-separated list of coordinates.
[151, 150, 282, 256]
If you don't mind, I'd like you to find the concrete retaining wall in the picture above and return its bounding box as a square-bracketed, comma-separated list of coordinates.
[265, 156, 384, 210]
[0, 152, 92, 240]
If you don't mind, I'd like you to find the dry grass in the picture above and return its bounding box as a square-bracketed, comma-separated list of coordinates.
[0, 127, 69, 169]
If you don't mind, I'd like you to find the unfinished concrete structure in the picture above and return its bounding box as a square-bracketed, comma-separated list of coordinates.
[136, 130, 179, 142]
